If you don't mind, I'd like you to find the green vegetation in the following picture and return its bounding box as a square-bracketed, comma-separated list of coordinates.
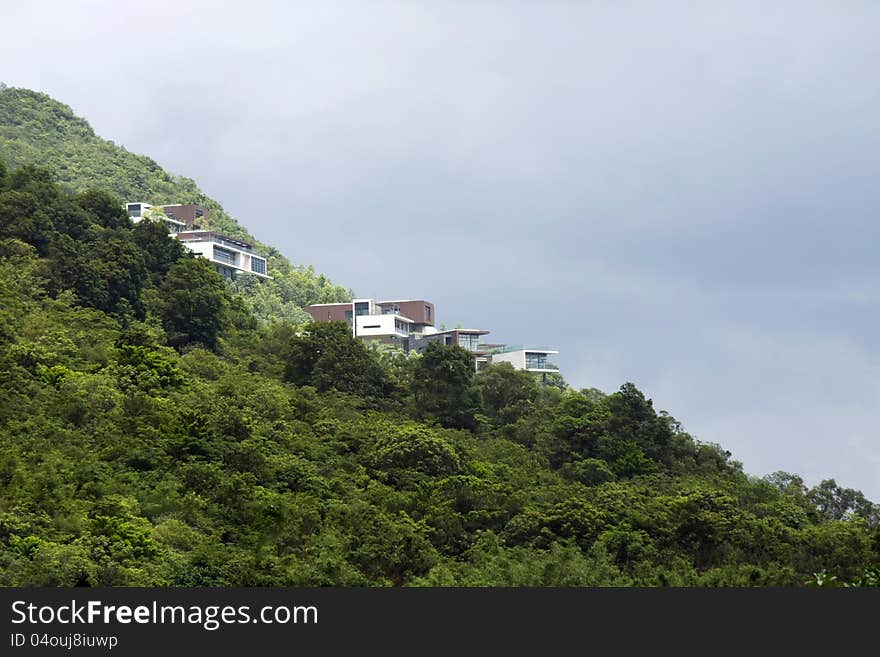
[0, 87, 878, 586]
[0, 85, 350, 325]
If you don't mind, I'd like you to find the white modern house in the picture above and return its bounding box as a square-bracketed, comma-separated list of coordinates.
[304, 297, 560, 376]
[305, 298, 415, 346]
[488, 346, 560, 373]
[176, 231, 270, 280]
[126, 201, 271, 281]
[354, 312, 414, 340]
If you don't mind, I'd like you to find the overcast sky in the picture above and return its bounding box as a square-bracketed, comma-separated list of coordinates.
[2, 1, 879, 499]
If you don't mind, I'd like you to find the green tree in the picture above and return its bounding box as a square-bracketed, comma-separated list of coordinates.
[131, 219, 186, 284]
[157, 257, 230, 350]
[366, 423, 461, 485]
[808, 480, 879, 526]
[603, 382, 674, 461]
[48, 232, 147, 319]
[75, 189, 130, 230]
[411, 342, 480, 430]
[0, 189, 49, 252]
[283, 321, 392, 398]
[475, 362, 539, 426]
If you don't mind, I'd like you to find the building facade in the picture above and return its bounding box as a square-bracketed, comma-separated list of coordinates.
[176, 231, 270, 280]
[160, 204, 209, 229]
[126, 202, 186, 234]
[304, 299, 427, 347]
[305, 297, 559, 375]
[126, 201, 270, 281]
[487, 346, 560, 373]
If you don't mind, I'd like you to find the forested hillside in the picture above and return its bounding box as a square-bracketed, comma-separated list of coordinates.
[0, 88, 878, 586]
[0, 85, 350, 323]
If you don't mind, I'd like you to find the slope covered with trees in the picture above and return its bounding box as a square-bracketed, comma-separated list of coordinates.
[0, 87, 878, 586]
[0, 158, 877, 587]
[0, 85, 350, 323]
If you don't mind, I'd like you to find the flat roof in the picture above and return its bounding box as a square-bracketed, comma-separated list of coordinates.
[176, 231, 253, 250]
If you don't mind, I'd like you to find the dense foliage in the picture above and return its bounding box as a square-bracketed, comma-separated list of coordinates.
[0, 85, 350, 324]
[0, 88, 878, 587]
[0, 164, 878, 586]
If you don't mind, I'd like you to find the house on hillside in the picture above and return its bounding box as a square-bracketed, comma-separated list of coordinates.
[486, 345, 560, 373]
[409, 328, 494, 369]
[126, 202, 270, 280]
[176, 231, 270, 280]
[304, 297, 558, 375]
[304, 298, 432, 349]
[160, 204, 208, 229]
[126, 202, 185, 234]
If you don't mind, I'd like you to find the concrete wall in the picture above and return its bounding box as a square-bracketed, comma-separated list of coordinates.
[304, 303, 352, 323]
[394, 300, 434, 326]
[490, 349, 559, 372]
[355, 314, 411, 338]
[162, 204, 209, 229]
[489, 350, 527, 370]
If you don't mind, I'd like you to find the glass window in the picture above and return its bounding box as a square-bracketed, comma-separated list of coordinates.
[216, 264, 235, 280]
[251, 257, 267, 275]
[213, 246, 236, 266]
[525, 352, 549, 369]
[458, 333, 480, 351]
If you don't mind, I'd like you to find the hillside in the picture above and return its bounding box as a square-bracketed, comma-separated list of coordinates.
[0, 85, 350, 323]
[0, 88, 878, 587]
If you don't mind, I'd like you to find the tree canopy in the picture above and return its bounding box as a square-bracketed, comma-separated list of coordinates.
[0, 91, 878, 587]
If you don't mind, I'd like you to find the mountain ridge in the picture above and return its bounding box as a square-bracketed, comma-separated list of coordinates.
[0, 84, 351, 322]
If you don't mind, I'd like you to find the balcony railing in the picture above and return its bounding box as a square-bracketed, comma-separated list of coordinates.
[525, 359, 559, 371]
[178, 232, 256, 254]
[358, 308, 414, 320]
[485, 344, 556, 354]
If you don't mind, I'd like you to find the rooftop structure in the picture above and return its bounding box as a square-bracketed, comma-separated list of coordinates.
[126, 202, 186, 234]
[160, 204, 209, 229]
